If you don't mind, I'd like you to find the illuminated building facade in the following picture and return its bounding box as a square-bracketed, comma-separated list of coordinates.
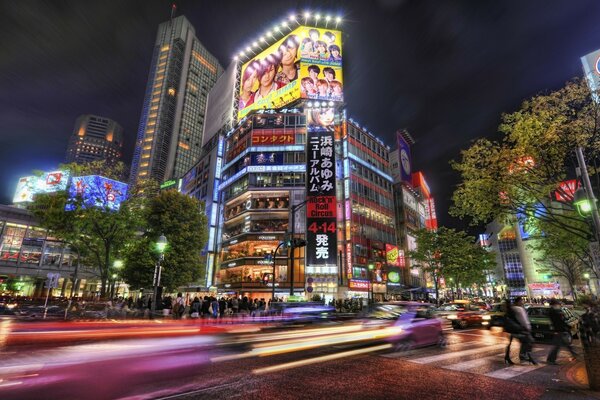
[0, 204, 98, 297]
[389, 131, 433, 296]
[130, 15, 223, 187]
[65, 115, 123, 164]
[343, 119, 396, 300]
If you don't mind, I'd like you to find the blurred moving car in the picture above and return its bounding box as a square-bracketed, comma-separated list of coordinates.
[486, 303, 506, 328]
[79, 303, 109, 320]
[527, 305, 580, 342]
[269, 302, 336, 323]
[15, 305, 65, 320]
[434, 300, 490, 329]
[362, 302, 445, 351]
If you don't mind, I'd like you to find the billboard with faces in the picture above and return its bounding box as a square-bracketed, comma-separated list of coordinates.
[238, 26, 343, 120]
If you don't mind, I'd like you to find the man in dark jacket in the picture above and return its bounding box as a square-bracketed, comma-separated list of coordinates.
[547, 299, 578, 364]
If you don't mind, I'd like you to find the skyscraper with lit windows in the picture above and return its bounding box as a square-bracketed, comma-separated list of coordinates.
[130, 15, 223, 187]
[65, 114, 123, 164]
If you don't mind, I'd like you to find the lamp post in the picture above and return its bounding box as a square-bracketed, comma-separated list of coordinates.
[368, 263, 375, 305]
[289, 199, 310, 296]
[151, 234, 167, 318]
[270, 242, 286, 303]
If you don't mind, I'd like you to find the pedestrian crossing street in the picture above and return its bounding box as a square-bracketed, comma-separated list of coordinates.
[379, 329, 576, 382]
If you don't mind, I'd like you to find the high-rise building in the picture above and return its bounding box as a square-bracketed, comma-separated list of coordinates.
[130, 15, 223, 187]
[65, 115, 123, 164]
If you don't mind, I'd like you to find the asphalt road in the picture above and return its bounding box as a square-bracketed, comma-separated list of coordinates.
[0, 323, 597, 400]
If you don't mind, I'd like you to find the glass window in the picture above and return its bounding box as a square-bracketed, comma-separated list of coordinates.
[0, 223, 27, 262]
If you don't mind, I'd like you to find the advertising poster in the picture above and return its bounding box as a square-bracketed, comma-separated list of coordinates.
[555, 179, 579, 202]
[385, 244, 400, 266]
[581, 49, 600, 102]
[249, 152, 283, 166]
[238, 26, 343, 120]
[387, 267, 402, 288]
[397, 131, 412, 184]
[305, 107, 337, 270]
[13, 176, 37, 203]
[425, 197, 438, 231]
[13, 170, 70, 203]
[67, 175, 128, 211]
[412, 171, 431, 199]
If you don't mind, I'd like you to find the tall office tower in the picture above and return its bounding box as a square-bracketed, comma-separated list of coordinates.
[130, 15, 223, 187]
[65, 115, 123, 164]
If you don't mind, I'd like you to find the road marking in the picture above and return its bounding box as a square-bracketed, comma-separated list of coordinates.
[410, 344, 507, 364]
[443, 353, 505, 371]
[252, 343, 392, 375]
[485, 363, 545, 379]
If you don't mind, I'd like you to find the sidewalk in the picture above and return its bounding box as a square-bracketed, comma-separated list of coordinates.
[540, 360, 600, 399]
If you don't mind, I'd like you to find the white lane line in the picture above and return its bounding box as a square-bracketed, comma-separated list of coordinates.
[443, 353, 505, 371]
[484, 363, 545, 379]
[410, 344, 507, 364]
[252, 343, 392, 375]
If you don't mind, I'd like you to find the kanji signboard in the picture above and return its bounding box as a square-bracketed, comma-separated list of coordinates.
[305, 107, 337, 270]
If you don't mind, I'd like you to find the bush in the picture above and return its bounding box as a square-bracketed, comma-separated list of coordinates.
[311, 294, 322, 302]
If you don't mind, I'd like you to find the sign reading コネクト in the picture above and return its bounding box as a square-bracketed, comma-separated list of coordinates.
[305, 108, 337, 270]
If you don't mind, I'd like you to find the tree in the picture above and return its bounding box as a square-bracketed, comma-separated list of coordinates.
[451, 78, 600, 241]
[31, 161, 140, 297]
[410, 227, 495, 304]
[528, 212, 595, 300]
[122, 190, 208, 291]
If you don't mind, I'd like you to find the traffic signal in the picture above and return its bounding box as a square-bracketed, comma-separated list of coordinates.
[285, 238, 307, 249]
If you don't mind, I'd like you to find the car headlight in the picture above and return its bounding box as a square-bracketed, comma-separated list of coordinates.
[482, 315, 491, 320]
[447, 315, 457, 320]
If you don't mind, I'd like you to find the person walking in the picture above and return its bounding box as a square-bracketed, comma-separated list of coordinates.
[511, 296, 537, 364]
[502, 299, 518, 365]
[546, 299, 578, 364]
[514, 296, 537, 364]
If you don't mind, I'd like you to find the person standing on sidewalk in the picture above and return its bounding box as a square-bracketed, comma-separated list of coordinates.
[547, 299, 578, 365]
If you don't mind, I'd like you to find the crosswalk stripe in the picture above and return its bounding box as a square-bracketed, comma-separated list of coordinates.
[410, 343, 506, 364]
[443, 353, 504, 371]
[484, 362, 545, 379]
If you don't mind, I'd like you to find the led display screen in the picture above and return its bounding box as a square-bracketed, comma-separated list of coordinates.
[238, 26, 343, 120]
[13, 170, 70, 203]
[67, 175, 128, 211]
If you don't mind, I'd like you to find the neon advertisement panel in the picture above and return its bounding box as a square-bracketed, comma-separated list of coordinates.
[67, 175, 128, 211]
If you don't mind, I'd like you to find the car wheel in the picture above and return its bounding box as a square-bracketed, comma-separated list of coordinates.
[395, 338, 415, 352]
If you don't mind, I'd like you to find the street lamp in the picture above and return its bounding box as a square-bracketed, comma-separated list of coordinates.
[368, 263, 374, 304]
[574, 187, 594, 217]
[151, 234, 167, 318]
[289, 200, 309, 296]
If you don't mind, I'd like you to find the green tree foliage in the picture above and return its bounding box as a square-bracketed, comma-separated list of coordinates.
[528, 212, 596, 300]
[451, 78, 600, 240]
[31, 161, 140, 297]
[410, 228, 495, 304]
[122, 190, 208, 291]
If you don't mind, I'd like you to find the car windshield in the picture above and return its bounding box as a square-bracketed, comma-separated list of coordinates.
[527, 307, 550, 317]
[367, 304, 412, 320]
[438, 303, 466, 311]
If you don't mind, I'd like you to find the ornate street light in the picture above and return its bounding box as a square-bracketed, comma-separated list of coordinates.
[574, 186, 594, 217]
[151, 234, 167, 318]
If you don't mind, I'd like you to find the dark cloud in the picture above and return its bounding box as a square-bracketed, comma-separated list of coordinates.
[1, 0, 600, 231]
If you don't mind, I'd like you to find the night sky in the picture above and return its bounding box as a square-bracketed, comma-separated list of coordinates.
[2, 0, 600, 230]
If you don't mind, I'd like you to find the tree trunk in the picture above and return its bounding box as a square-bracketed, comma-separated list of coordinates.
[434, 274, 440, 306]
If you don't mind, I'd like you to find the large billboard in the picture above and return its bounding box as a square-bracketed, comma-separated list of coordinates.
[238, 26, 343, 120]
[582, 49, 600, 102]
[13, 170, 70, 203]
[67, 175, 128, 211]
[305, 107, 338, 271]
[397, 131, 412, 184]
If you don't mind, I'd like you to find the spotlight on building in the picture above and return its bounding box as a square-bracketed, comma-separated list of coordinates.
[246, 46, 251, 52]
[315, 14, 321, 21]
[304, 11, 310, 20]
[336, 16, 342, 23]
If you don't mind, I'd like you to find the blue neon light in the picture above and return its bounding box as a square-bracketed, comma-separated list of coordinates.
[348, 153, 393, 182]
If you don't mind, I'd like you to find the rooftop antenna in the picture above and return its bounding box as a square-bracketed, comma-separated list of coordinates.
[170, 3, 177, 20]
